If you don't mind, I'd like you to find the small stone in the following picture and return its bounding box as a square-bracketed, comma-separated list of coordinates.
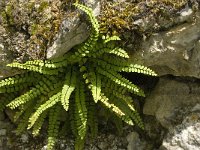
[0, 129, 6, 136]
[21, 134, 29, 143]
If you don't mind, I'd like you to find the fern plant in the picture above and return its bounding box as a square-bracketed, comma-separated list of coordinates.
[0, 3, 157, 150]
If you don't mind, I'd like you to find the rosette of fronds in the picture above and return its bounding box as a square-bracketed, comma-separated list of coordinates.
[0, 3, 157, 150]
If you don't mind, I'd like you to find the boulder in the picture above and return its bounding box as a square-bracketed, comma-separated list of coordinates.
[130, 11, 200, 78]
[160, 104, 200, 150]
[143, 77, 200, 129]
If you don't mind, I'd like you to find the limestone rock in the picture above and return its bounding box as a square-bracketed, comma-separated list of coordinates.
[160, 104, 200, 150]
[46, 16, 89, 59]
[130, 11, 200, 78]
[0, 25, 20, 79]
[143, 77, 200, 129]
[126, 132, 147, 150]
[47, 0, 101, 59]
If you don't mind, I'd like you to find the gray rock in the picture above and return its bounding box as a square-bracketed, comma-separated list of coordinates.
[143, 77, 200, 129]
[46, 16, 89, 59]
[0, 25, 16, 79]
[160, 104, 200, 150]
[47, 0, 101, 59]
[130, 12, 200, 78]
[133, 5, 194, 33]
[0, 129, 6, 136]
[126, 132, 146, 150]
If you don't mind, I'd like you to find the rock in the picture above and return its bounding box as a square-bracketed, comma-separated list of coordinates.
[143, 77, 200, 129]
[47, 0, 101, 59]
[0, 129, 6, 136]
[0, 25, 17, 79]
[46, 16, 89, 59]
[130, 11, 200, 78]
[160, 104, 200, 150]
[126, 132, 146, 150]
[84, 0, 101, 17]
[133, 4, 194, 33]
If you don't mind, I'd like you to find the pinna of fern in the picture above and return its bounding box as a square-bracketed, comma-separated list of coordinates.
[0, 3, 157, 150]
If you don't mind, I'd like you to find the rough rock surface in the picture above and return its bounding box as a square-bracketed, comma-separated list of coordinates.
[143, 77, 200, 129]
[130, 10, 200, 78]
[160, 104, 200, 150]
[46, 16, 89, 59]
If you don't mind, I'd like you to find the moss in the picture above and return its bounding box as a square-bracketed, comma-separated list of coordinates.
[0, 0, 77, 60]
[99, 0, 190, 36]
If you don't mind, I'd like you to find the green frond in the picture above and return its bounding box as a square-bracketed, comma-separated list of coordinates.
[100, 55, 157, 76]
[24, 58, 69, 69]
[97, 67, 144, 96]
[0, 72, 41, 93]
[109, 47, 129, 58]
[111, 114, 123, 135]
[74, 80, 88, 140]
[7, 62, 62, 75]
[28, 92, 61, 129]
[69, 95, 78, 137]
[61, 67, 77, 111]
[75, 138, 85, 150]
[0, 72, 34, 88]
[105, 92, 144, 129]
[32, 111, 48, 136]
[88, 69, 101, 103]
[86, 97, 98, 138]
[7, 87, 42, 109]
[73, 3, 99, 58]
[117, 64, 157, 76]
[16, 101, 35, 135]
[74, 3, 99, 34]
[0, 93, 16, 112]
[99, 93, 133, 125]
[14, 99, 35, 122]
[102, 35, 121, 43]
[47, 104, 61, 150]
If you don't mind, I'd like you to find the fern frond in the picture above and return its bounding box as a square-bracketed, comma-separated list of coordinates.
[88, 68, 101, 103]
[7, 86, 42, 109]
[99, 93, 133, 125]
[97, 67, 144, 96]
[73, 3, 99, 58]
[104, 92, 144, 129]
[109, 47, 129, 58]
[61, 67, 77, 111]
[28, 92, 61, 129]
[14, 99, 35, 122]
[0, 72, 34, 88]
[47, 104, 61, 150]
[25, 58, 69, 69]
[32, 111, 48, 136]
[16, 101, 35, 135]
[7, 62, 62, 75]
[86, 96, 98, 138]
[0, 93, 16, 112]
[100, 55, 157, 76]
[102, 35, 121, 43]
[117, 64, 157, 76]
[74, 80, 88, 140]
[111, 113, 123, 135]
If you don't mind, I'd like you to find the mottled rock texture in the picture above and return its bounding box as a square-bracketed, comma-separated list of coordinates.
[130, 9, 200, 78]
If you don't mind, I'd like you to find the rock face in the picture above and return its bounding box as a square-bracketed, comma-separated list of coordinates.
[160, 104, 200, 150]
[46, 16, 89, 59]
[130, 11, 200, 78]
[143, 77, 200, 129]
